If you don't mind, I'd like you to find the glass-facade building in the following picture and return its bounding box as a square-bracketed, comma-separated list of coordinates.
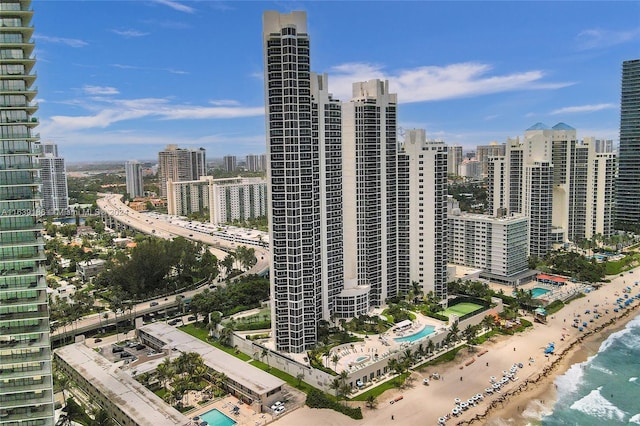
[616, 59, 640, 231]
[0, 0, 55, 424]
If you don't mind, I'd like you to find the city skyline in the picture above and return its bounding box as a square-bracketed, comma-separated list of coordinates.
[32, 1, 638, 162]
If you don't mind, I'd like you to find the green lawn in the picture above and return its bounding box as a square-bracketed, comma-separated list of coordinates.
[350, 373, 409, 401]
[442, 302, 483, 317]
[178, 324, 252, 361]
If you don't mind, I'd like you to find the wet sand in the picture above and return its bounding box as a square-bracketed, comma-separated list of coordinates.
[272, 267, 640, 426]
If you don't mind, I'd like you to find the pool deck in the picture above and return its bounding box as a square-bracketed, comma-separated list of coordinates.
[188, 395, 275, 426]
[326, 311, 447, 376]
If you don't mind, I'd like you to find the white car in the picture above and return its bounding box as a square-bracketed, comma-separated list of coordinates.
[273, 406, 285, 415]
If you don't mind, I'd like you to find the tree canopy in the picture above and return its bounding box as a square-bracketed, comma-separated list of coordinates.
[95, 237, 218, 299]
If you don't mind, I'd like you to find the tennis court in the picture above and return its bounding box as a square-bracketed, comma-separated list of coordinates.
[442, 302, 484, 317]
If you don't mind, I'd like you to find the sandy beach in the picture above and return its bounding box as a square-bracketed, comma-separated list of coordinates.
[272, 266, 640, 426]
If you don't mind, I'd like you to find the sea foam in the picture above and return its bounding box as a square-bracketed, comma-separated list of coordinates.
[630, 377, 638, 383]
[569, 386, 626, 421]
[554, 355, 592, 396]
[630, 413, 640, 424]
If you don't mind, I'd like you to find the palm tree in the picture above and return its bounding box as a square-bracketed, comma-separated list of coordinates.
[56, 373, 71, 409]
[402, 349, 414, 369]
[331, 354, 339, 372]
[261, 347, 270, 369]
[156, 359, 174, 391]
[219, 325, 233, 347]
[426, 339, 435, 355]
[365, 394, 377, 409]
[449, 320, 460, 342]
[92, 408, 114, 426]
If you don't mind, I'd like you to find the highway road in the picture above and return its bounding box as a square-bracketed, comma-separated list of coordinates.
[51, 194, 270, 343]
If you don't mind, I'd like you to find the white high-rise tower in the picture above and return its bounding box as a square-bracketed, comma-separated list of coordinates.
[399, 130, 448, 299]
[342, 79, 401, 306]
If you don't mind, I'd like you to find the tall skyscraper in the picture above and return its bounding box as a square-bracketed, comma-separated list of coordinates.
[0, 0, 55, 423]
[342, 79, 401, 306]
[399, 129, 448, 299]
[223, 155, 237, 173]
[616, 59, 640, 231]
[246, 153, 267, 172]
[39, 143, 69, 215]
[263, 11, 344, 353]
[447, 145, 463, 176]
[157, 144, 206, 196]
[124, 160, 144, 198]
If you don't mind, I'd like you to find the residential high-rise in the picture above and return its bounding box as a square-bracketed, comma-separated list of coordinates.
[476, 142, 505, 177]
[447, 145, 463, 176]
[448, 198, 529, 279]
[39, 143, 69, 215]
[166, 176, 267, 224]
[342, 79, 400, 306]
[157, 144, 206, 196]
[124, 160, 144, 198]
[487, 123, 616, 257]
[263, 11, 344, 352]
[399, 129, 448, 299]
[0, 0, 55, 424]
[616, 59, 640, 231]
[245, 153, 267, 172]
[223, 155, 237, 173]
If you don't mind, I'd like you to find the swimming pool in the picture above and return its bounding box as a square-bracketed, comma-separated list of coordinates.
[394, 325, 435, 343]
[531, 287, 550, 298]
[199, 408, 236, 426]
[354, 355, 370, 364]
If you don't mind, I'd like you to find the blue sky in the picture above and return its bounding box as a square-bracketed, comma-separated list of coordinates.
[32, 1, 639, 163]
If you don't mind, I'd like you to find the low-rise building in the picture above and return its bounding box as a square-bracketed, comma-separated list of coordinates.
[137, 323, 285, 408]
[54, 344, 190, 426]
[76, 259, 106, 282]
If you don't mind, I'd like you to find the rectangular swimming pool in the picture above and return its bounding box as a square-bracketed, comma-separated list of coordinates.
[199, 408, 236, 426]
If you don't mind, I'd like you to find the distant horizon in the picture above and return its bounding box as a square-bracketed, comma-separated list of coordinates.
[33, 1, 637, 162]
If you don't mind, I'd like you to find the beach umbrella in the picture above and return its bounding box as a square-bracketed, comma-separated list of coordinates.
[438, 417, 446, 424]
[485, 387, 493, 394]
[193, 416, 200, 421]
[200, 422, 208, 426]
[490, 376, 497, 382]
[454, 398, 461, 404]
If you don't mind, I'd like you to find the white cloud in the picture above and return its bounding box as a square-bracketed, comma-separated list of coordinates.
[110, 64, 189, 74]
[39, 96, 264, 133]
[328, 62, 572, 103]
[550, 103, 617, 115]
[209, 99, 240, 106]
[111, 29, 150, 37]
[82, 85, 120, 95]
[33, 34, 87, 48]
[576, 28, 640, 50]
[152, 0, 195, 13]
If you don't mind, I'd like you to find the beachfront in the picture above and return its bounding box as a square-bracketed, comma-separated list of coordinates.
[272, 267, 640, 426]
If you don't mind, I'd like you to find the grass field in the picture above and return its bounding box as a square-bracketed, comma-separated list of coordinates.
[442, 302, 483, 317]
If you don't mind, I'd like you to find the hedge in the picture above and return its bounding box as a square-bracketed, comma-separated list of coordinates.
[306, 388, 363, 420]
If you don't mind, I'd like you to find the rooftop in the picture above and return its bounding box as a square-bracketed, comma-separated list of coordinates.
[55, 344, 190, 426]
[139, 323, 285, 395]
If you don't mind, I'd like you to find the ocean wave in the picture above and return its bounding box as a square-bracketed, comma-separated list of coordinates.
[590, 364, 614, 375]
[595, 312, 640, 352]
[569, 386, 626, 421]
[554, 355, 593, 396]
[521, 399, 553, 421]
[630, 413, 640, 424]
[630, 377, 638, 383]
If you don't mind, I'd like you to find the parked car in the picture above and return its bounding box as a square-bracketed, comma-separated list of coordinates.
[187, 316, 196, 322]
[135, 344, 146, 350]
[150, 302, 159, 307]
[112, 346, 124, 353]
[274, 406, 285, 415]
[94, 338, 102, 343]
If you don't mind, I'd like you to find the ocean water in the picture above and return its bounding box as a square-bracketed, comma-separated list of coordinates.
[539, 313, 640, 425]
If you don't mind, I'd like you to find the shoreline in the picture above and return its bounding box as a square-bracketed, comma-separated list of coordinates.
[272, 269, 640, 426]
[463, 304, 640, 425]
